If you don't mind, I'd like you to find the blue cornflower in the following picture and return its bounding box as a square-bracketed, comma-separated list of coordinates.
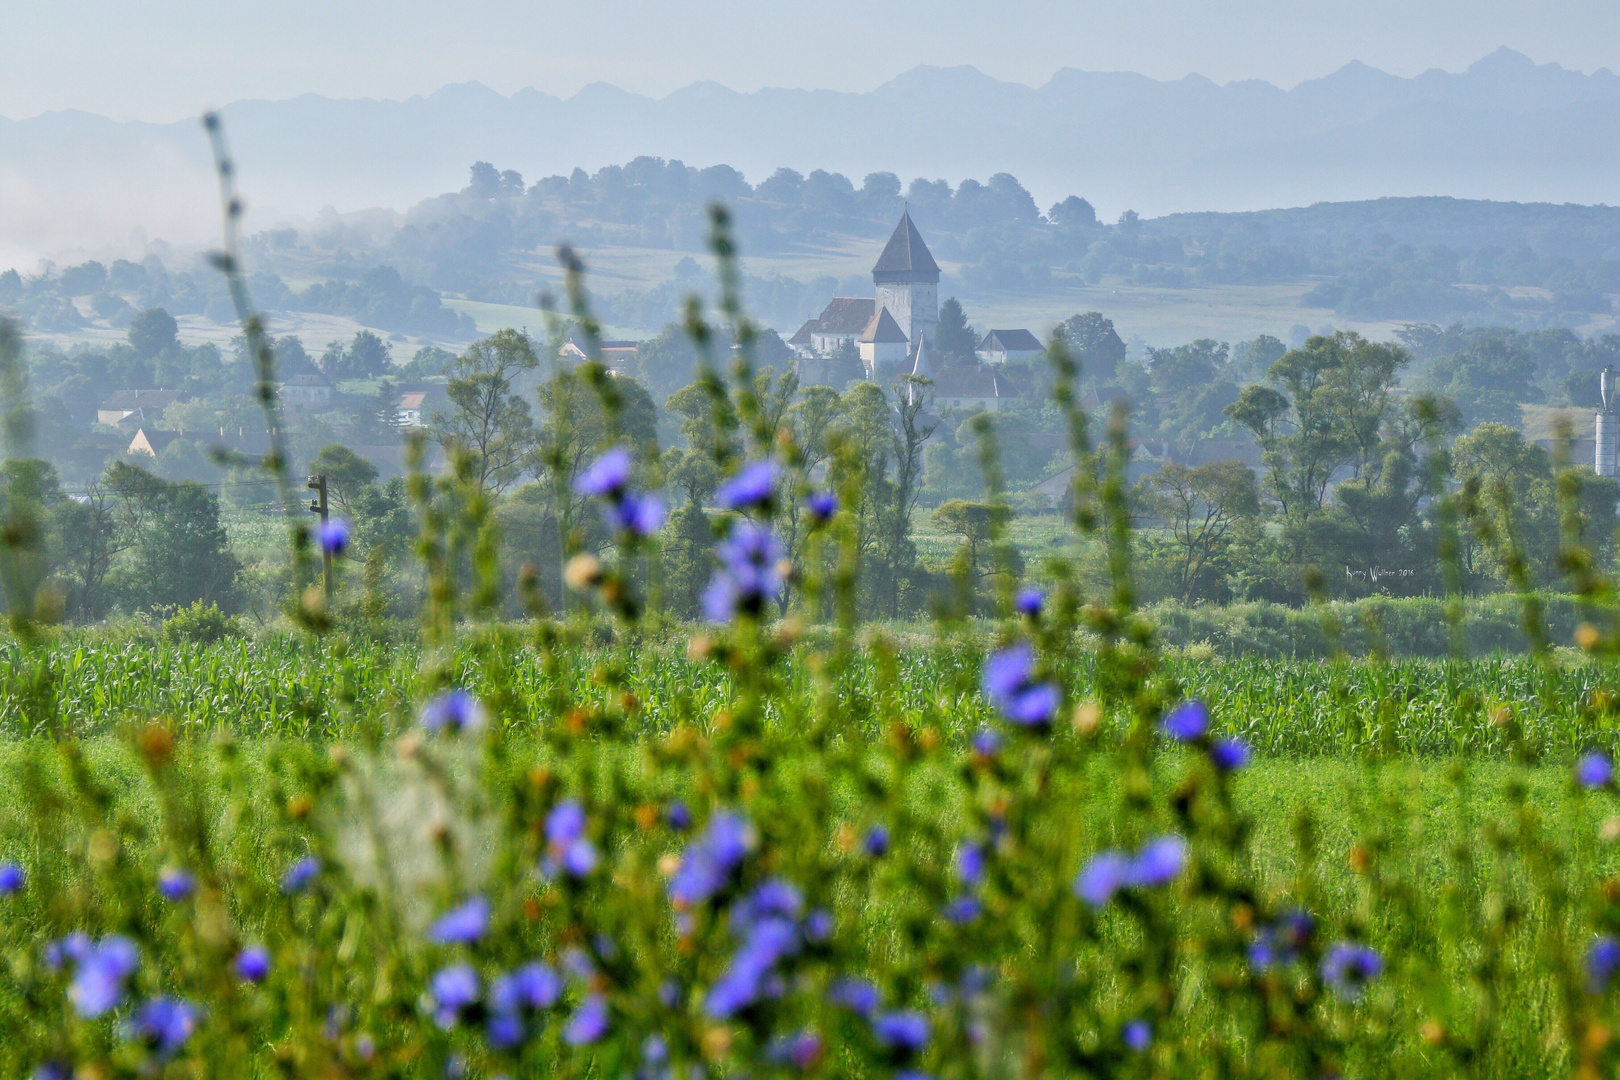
[1126, 835, 1188, 888]
[606, 492, 666, 538]
[420, 689, 486, 734]
[659, 978, 682, 1008]
[157, 867, 195, 901]
[1320, 942, 1383, 1002]
[0, 862, 26, 894]
[828, 977, 881, 1016]
[1122, 1019, 1151, 1052]
[31, 1062, 71, 1080]
[68, 936, 140, 1018]
[872, 1011, 930, 1057]
[281, 856, 321, 894]
[807, 491, 838, 524]
[1161, 699, 1209, 741]
[1589, 936, 1620, 993]
[428, 964, 481, 1029]
[1211, 737, 1251, 772]
[1250, 910, 1314, 971]
[716, 460, 778, 511]
[643, 1033, 670, 1066]
[487, 1011, 525, 1050]
[563, 994, 610, 1045]
[980, 642, 1060, 727]
[428, 897, 490, 945]
[944, 895, 982, 924]
[863, 825, 890, 857]
[666, 799, 693, 831]
[702, 523, 786, 621]
[43, 932, 91, 973]
[574, 448, 633, 498]
[1578, 753, 1613, 789]
[544, 800, 598, 878]
[804, 909, 833, 943]
[235, 946, 270, 983]
[767, 1030, 825, 1070]
[317, 519, 350, 557]
[734, 879, 804, 927]
[1074, 850, 1132, 908]
[669, 811, 754, 907]
[491, 962, 563, 1013]
[972, 728, 1001, 757]
[120, 997, 200, 1059]
[1015, 587, 1044, 616]
[956, 842, 987, 886]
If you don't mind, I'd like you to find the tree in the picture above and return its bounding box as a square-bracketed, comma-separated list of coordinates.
[321, 330, 393, 382]
[931, 499, 1013, 583]
[934, 299, 979, 364]
[1054, 312, 1125, 384]
[109, 472, 241, 613]
[1048, 196, 1098, 229]
[1426, 337, 1544, 429]
[1143, 461, 1261, 601]
[309, 444, 380, 513]
[1226, 332, 1408, 551]
[433, 329, 541, 493]
[128, 308, 178, 362]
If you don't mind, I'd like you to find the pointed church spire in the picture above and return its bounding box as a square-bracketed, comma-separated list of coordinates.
[872, 211, 940, 283]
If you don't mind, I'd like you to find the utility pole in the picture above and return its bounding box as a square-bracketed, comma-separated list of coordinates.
[307, 474, 332, 602]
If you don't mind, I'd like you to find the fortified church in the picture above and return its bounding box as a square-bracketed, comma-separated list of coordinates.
[789, 212, 1028, 412]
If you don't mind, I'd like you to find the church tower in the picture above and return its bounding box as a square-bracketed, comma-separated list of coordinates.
[872, 211, 940, 357]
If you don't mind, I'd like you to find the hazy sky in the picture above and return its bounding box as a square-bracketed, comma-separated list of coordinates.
[2, 0, 1617, 121]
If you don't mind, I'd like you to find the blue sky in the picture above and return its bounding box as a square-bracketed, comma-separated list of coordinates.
[2, 0, 1616, 120]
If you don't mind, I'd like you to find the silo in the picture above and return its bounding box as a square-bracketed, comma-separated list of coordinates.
[1599, 366, 1619, 477]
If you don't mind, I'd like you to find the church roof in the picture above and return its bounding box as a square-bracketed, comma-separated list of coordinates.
[813, 297, 877, 336]
[980, 329, 1043, 353]
[859, 307, 909, 344]
[933, 363, 1024, 400]
[872, 211, 940, 283]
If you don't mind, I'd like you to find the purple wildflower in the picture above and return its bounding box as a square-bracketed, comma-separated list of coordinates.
[563, 994, 610, 1044]
[487, 1011, 525, 1049]
[807, 491, 838, 524]
[768, 1030, 825, 1070]
[828, 977, 881, 1015]
[419, 689, 486, 734]
[1161, 700, 1209, 741]
[979, 642, 1061, 727]
[0, 862, 26, 895]
[68, 936, 140, 1018]
[281, 856, 321, 894]
[1210, 737, 1251, 772]
[944, 895, 982, 924]
[666, 799, 693, 831]
[669, 811, 754, 907]
[716, 460, 778, 511]
[872, 1011, 930, 1056]
[235, 946, 270, 983]
[956, 842, 986, 886]
[427, 964, 481, 1029]
[606, 492, 666, 538]
[120, 997, 200, 1059]
[972, 728, 1001, 757]
[574, 448, 633, 498]
[1015, 587, 1044, 616]
[1320, 942, 1383, 1002]
[1578, 753, 1613, 789]
[428, 897, 490, 945]
[544, 801, 599, 878]
[1590, 936, 1620, 993]
[317, 519, 350, 557]
[157, 867, 195, 901]
[491, 962, 563, 1013]
[1126, 835, 1188, 888]
[1074, 850, 1132, 908]
[863, 825, 890, 857]
[702, 523, 785, 621]
[1122, 1019, 1151, 1052]
[804, 908, 833, 943]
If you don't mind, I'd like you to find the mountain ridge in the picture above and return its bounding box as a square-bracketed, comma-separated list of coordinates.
[0, 49, 1616, 264]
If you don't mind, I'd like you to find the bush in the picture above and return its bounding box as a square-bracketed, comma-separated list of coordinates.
[160, 600, 241, 645]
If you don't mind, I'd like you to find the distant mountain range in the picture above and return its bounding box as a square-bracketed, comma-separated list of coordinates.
[1, 47, 1616, 263]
